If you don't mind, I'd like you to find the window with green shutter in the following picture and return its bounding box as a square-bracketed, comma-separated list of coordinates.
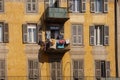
[28, 59, 39, 80]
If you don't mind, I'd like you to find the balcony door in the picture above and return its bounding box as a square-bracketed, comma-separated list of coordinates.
[49, 0, 59, 7]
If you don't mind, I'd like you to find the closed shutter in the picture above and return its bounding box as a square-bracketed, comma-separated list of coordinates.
[73, 60, 78, 78]
[37, 24, 42, 43]
[90, 26, 95, 45]
[90, 0, 95, 12]
[106, 61, 110, 77]
[78, 60, 84, 79]
[78, 25, 83, 45]
[57, 61, 62, 80]
[0, 60, 5, 80]
[81, 0, 86, 12]
[22, 24, 27, 43]
[104, 26, 109, 45]
[3, 23, 9, 43]
[104, 0, 108, 12]
[72, 25, 77, 45]
[68, 0, 73, 12]
[95, 60, 101, 77]
[51, 62, 56, 80]
[28, 60, 39, 80]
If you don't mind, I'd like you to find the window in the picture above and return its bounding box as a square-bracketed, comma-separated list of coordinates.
[68, 0, 86, 12]
[90, 0, 108, 13]
[28, 59, 39, 80]
[72, 24, 83, 46]
[89, 25, 109, 46]
[73, 60, 84, 80]
[0, 23, 9, 43]
[0, 0, 4, 12]
[22, 24, 42, 43]
[26, 0, 38, 13]
[95, 60, 110, 79]
[0, 60, 5, 80]
[50, 58, 62, 80]
[45, 0, 59, 8]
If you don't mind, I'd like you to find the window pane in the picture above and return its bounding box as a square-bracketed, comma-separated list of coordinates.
[0, 26, 3, 42]
[33, 28, 36, 42]
[28, 4, 31, 11]
[32, 4, 36, 11]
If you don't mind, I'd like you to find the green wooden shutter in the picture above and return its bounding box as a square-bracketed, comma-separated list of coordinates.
[104, 26, 109, 45]
[95, 60, 101, 77]
[3, 23, 9, 43]
[104, 0, 108, 12]
[68, 0, 73, 12]
[90, 0, 95, 12]
[90, 26, 95, 46]
[81, 0, 86, 12]
[22, 24, 27, 43]
[106, 61, 110, 77]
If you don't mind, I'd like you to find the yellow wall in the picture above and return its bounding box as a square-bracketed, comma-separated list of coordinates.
[0, 0, 116, 79]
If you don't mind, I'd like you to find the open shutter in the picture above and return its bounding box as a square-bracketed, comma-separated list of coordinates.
[78, 25, 83, 45]
[78, 60, 84, 79]
[3, 23, 9, 43]
[81, 0, 86, 12]
[95, 60, 101, 79]
[90, 0, 95, 13]
[68, 0, 73, 12]
[37, 24, 42, 43]
[104, 0, 108, 12]
[90, 26, 95, 46]
[22, 24, 27, 43]
[104, 26, 109, 45]
[106, 61, 110, 77]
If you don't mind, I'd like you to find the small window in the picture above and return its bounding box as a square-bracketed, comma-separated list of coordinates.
[0, 60, 5, 80]
[68, 0, 86, 13]
[28, 59, 39, 80]
[72, 24, 83, 46]
[89, 25, 109, 46]
[0, 0, 4, 12]
[26, 0, 38, 13]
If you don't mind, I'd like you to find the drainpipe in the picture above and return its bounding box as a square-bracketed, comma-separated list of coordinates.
[115, 0, 119, 77]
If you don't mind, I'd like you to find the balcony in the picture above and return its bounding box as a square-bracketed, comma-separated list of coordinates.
[39, 39, 70, 54]
[45, 7, 69, 23]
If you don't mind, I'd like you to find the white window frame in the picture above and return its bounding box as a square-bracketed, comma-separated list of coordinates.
[27, 24, 37, 43]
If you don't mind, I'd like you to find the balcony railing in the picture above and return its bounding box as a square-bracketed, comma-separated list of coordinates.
[1, 76, 120, 80]
[39, 39, 70, 54]
[45, 7, 69, 23]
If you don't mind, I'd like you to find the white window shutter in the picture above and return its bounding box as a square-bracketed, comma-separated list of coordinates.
[90, 0, 95, 12]
[95, 60, 101, 78]
[90, 26, 95, 46]
[81, 0, 86, 12]
[104, 0, 108, 12]
[104, 26, 109, 46]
